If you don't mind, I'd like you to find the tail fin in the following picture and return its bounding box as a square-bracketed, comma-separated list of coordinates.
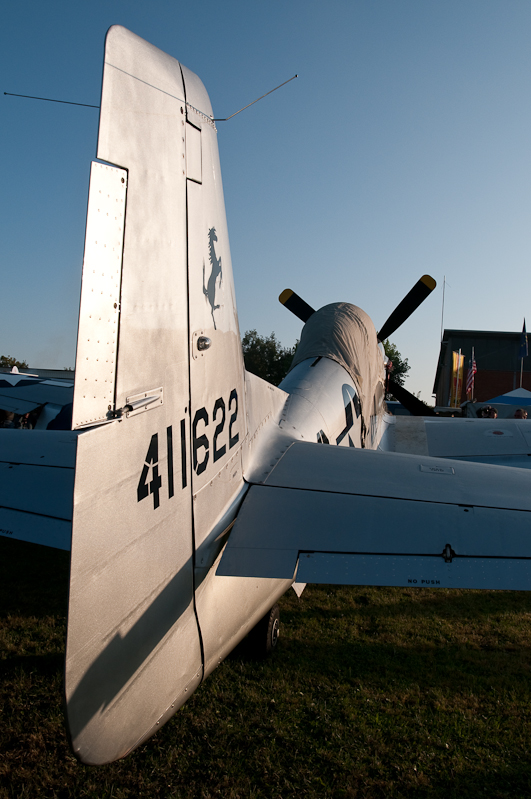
[66, 26, 246, 764]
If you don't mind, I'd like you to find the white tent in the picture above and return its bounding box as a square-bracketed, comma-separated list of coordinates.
[486, 388, 531, 405]
[463, 388, 531, 418]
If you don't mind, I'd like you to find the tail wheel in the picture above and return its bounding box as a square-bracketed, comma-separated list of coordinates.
[248, 604, 280, 658]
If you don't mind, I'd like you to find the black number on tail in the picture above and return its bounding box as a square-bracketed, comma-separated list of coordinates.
[229, 389, 239, 448]
[180, 418, 187, 489]
[193, 408, 209, 475]
[167, 426, 174, 498]
[213, 398, 226, 462]
[137, 434, 162, 509]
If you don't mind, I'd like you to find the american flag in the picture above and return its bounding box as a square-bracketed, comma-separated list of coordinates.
[466, 348, 476, 395]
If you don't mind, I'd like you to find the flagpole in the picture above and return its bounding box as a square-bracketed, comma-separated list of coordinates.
[520, 319, 528, 389]
[471, 347, 475, 401]
[440, 276, 446, 342]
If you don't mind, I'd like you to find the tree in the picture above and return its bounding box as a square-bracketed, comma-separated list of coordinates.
[242, 330, 297, 386]
[383, 340, 410, 400]
[0, 355, 28, 370]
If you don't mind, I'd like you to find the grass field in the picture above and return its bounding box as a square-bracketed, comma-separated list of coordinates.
[2, 537, 531, 798]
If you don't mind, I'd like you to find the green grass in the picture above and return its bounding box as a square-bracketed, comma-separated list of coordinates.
[1, 537, 531, 798]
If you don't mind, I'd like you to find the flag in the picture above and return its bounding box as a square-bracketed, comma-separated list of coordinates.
[450, 350, 465, 407]
[520, 319, 528, 359]
[466, 348, 476, 396]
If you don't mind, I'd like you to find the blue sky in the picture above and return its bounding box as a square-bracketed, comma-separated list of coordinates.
[2, 1, 531, 401]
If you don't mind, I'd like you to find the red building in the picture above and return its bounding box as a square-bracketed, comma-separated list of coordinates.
[433, 329, 531, 406]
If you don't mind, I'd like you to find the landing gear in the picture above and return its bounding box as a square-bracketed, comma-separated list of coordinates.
[247, 604, 280, 658]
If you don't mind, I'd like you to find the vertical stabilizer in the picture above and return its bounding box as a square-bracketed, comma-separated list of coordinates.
[67, 26, 202, 765]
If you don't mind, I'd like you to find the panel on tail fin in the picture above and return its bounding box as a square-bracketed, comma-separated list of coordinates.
[183, 66, 247, 522]
[72, 162, 126, 428]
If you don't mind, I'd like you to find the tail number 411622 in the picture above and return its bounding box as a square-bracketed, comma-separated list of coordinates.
[137, 389, 239, 510]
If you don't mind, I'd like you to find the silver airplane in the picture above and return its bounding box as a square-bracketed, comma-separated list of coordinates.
[2, 26, 531, 766]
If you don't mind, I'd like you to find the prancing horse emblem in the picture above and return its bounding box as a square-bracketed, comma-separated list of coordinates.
[203, 227, 223, 328]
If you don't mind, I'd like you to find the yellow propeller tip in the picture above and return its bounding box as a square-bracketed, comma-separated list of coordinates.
[279, 289, 294, 305]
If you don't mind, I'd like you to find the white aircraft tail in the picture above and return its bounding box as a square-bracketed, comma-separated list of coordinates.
[66, 26, 249, 764]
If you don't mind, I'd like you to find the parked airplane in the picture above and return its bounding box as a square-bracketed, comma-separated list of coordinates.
[2, 26, 531, 766]
[0, 369, 73, 430]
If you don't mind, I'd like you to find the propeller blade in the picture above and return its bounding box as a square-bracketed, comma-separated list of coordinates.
[387, 379, 436, 417]
[279, 289, 316, 323]
[377, 275, 436, 342]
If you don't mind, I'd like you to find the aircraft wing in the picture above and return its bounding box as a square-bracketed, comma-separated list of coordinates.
[386, 416, 531, 468]
[0, 430, 77, 550]
[0, 374, 73, 415]
[217, 441, 531, 589]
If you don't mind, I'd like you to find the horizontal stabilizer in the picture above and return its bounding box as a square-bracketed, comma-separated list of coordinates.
[218, 442, 531, 590]
[0, 430, 77, 550]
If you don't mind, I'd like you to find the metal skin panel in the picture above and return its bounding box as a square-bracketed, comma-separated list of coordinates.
[72, 163, 126, 427]
[261, 441, 531, 510]
[218, 482, 531, 589]
[242, 371, 289, 478]
[244, 372, 288, 440]
[66, 27, 201, 766]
